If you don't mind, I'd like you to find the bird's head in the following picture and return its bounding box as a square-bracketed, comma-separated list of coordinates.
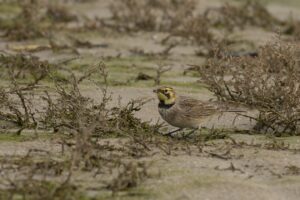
[153, 86, 176, 105]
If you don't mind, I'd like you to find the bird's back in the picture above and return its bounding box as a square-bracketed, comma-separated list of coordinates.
[158, 96, 218, 129]
[177, 96, 218, 119]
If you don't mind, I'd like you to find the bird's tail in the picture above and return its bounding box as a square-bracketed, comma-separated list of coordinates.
[217, 102, 247, 113]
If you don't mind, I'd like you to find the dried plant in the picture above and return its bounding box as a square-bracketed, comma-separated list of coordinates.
[0, 54, 52, 82]
[1, 0, 47, 41]
[0, 60, 163, 197]
[0, 55, 202, 198]
[0, 151, 77, 200]
[284, 19, 300, 40]
[107, 161, 150, 194]
[109, 0, 196, 32]
[204, 1, 282, 32]
[45, 3, 77, 23]
[42, 62, 156, 135]
[40, 62, 162, 168]
[0, 54, 54, 134]
[165, 15, 214, 46]
[0, 84, 38, 134]
[154, 64, 172, 85]
[199, 41, 300, 135]
[0, 0, 78, 41]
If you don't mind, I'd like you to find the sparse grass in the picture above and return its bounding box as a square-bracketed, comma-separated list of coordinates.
[0, 132, 30, 142]
[1, 0, 300, 199]
[0, 131, 55, 142]
[0, 2, 21, 16]
[95, 188, 156, 200]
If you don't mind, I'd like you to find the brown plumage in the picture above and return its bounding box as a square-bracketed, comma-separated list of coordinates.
[153, 86, 238, 132]
[158, 95, 219, 129]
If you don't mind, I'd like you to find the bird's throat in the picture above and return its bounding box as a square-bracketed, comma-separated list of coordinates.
[160, 98, 175, 107]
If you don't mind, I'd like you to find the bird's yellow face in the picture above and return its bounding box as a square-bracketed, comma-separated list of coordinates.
[153, 86, 176, 105]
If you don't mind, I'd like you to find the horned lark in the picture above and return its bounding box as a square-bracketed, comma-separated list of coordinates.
[153, 86, 239, 136]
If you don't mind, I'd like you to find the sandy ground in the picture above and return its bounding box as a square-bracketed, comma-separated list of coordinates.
[1, 0, 300, 199]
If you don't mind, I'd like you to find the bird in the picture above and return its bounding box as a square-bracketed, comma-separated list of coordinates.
[153, 86, 241, 137]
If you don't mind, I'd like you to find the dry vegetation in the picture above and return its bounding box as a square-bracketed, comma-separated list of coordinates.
[1, 0, 300, 199]
[200, 41, 300, 135]
[109, 0, 196, 32]
[0, 59, 165, 198]
[108, 0, 300, 54]
[204, 1, 282, 31]
[0, 0, 76, 41]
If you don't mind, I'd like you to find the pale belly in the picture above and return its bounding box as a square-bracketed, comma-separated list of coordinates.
[158, 107, 199, 129]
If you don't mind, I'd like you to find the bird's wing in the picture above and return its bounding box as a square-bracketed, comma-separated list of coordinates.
[177, 96, 218, 118]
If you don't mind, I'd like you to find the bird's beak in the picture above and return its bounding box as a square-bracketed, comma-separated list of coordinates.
[153, 89, 157, 93]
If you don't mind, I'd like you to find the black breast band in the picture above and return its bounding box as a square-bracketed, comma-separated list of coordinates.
[159, 101, 175, 109]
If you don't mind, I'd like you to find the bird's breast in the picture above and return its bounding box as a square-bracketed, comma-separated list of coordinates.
[158, 104, 199, 129]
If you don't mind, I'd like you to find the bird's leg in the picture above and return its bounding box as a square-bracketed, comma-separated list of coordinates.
[163, 128, 182, 137]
